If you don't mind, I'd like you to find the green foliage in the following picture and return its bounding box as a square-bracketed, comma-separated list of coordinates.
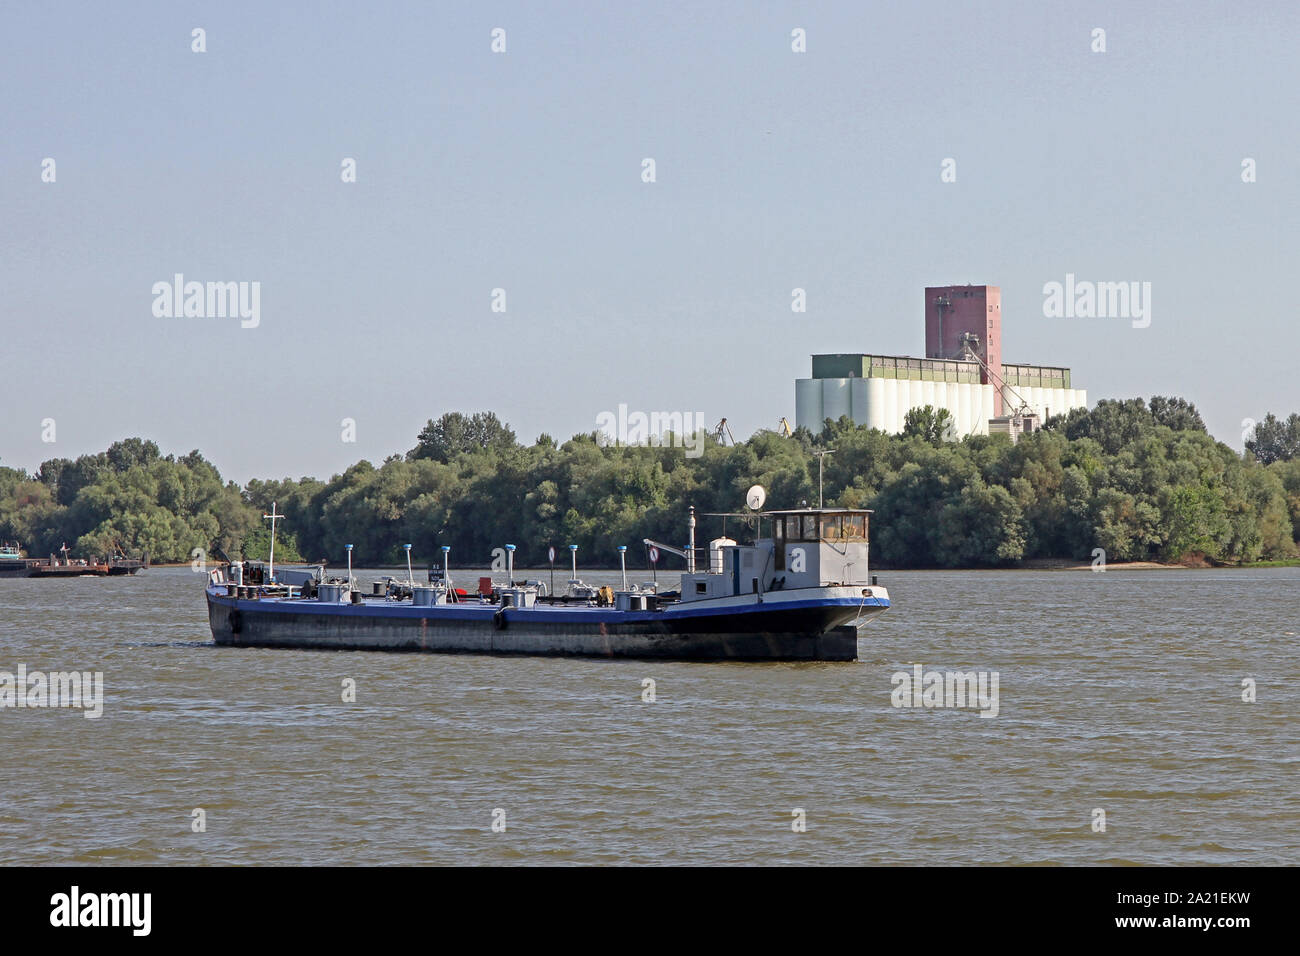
[1246, 412, 1300, 465]
[407, 411, 518, 464]
[1049, 396, 1206, 455]
[1, 448, 250, 563]
[1270, 459, 1300, 547]
[1149, 396, 1206, 433]
[1, 395, 1295, 571]
[240, 527, 305, 563]
[901, 405, 955, 445]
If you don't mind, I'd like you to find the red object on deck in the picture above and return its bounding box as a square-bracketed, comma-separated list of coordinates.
[478, 576, 493, 597]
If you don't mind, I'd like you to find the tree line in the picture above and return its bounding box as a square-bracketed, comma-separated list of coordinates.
[2, 400, 1298, 569]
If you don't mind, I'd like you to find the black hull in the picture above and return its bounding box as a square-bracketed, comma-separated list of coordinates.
[205, 591, 879, 661]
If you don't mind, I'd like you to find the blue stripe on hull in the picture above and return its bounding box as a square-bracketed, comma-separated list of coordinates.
[206, 590, 888, 624]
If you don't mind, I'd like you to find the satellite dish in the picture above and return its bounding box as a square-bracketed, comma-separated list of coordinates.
[746, 485, 766, 511]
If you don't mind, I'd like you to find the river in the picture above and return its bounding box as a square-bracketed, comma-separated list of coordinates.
[2, 566, 1296, 865]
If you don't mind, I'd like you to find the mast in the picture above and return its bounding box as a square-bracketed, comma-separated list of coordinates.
[812, 450, 835, 508]
[688, 506, 696, 573]
[263, 502, 282, 582]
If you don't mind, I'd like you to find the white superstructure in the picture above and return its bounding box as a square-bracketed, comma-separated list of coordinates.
[795, 376, 1085, 437]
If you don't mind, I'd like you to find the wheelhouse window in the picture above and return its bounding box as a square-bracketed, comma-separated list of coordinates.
[773, 512, 870, 542]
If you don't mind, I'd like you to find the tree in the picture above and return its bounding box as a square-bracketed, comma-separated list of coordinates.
[1271, 459, 1300, 546]
[901, 405, 954, 445]
[407, 412, 518, 463]
[46, 453, 110, 506]
[1246, 413, 1300, 465]
[871, 447, 976, 566]
[934, 480, 1027, 566]
[1053, 398, 1153, 455]
[1159, 483, 1229, 561]
[3, 400, 1298, 571]
[36, 458, 68, 489]
[106, 438, 161, 472]
[241, 526, 305, 562]
[1148, 396, 1206, 433]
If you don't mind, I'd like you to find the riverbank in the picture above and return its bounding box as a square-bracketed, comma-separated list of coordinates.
[1020, 558, 1179, 571]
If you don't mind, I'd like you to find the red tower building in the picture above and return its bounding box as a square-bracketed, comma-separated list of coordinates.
[925, 284, 1003, 414]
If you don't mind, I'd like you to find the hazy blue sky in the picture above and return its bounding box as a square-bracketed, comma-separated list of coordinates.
[3, 1, 1297, 483]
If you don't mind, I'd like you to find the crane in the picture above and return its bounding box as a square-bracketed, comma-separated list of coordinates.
[778, 417, 793, 437]
[958, 334, 1034, 416]
[713, 417, 736, 445]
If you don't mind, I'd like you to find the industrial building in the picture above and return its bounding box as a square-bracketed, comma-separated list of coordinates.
[794, 284, 1087, 439]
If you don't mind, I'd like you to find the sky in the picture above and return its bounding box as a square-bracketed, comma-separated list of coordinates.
[2, 1, 1297, 484]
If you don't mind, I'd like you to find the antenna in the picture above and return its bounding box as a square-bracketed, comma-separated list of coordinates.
[812, 450, 835, 508]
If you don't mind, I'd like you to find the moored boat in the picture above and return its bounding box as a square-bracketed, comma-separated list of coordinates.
[0, 544, 29, 577]
[28, 560, 111, 577]
[0, 542, 148, 577]
[204, 493, 891, 661]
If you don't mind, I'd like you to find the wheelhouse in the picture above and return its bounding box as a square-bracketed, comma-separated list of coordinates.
[767, 508, 871, 579]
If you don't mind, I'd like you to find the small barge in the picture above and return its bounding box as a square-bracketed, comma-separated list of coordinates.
[205, 496, 890, 661]
[0, 543, 148, 577]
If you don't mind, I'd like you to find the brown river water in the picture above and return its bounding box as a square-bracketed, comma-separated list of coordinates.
[1, 565, 1296, 865]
